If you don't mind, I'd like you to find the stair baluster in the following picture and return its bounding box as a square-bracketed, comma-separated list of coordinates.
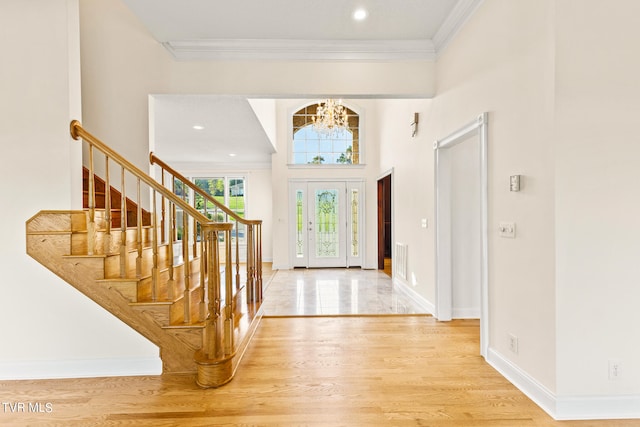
[136, 178, 142, 278]
[119, 166, 127, 278]
[182, 205, 191, 324]
[103, 157, 112, 254]
[87, 143, 96, 256]
[151, 191, 158, 301]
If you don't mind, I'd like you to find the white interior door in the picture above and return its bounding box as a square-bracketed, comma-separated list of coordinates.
[307, 182, 347, 267]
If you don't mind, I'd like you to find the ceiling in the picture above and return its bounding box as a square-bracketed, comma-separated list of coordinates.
[152, 95, 276, 169]
[122, 0, 481, 61]
[124, 0, 482, 167]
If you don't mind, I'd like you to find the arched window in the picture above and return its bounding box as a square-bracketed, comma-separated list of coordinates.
[292, 102, 360, 165]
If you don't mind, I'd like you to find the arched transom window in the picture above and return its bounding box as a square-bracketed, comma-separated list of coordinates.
[292, 102, 360, 165]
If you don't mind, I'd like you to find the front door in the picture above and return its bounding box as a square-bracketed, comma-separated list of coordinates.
[307, 182, 346, 267]
[290, 180, 363, 268]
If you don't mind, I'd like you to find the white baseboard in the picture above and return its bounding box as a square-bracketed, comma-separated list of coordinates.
[0, 357, 162, 380]
[392, 277, 435, 314]
[486, 348, 557, 416]
[271, 263, 290, 270]
[452, 307, 480, 318]
[487, 348, 640, 421]
[555, 394, 640, 420]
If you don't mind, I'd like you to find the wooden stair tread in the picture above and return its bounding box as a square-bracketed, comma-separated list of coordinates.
[164, 323, 205, 329]
[128, 300, 173, 307]
[62, 253, 107, 259]
[26, 230, 71, 235]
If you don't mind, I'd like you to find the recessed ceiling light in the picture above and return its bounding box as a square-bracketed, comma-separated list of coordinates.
[229, 153, 237, 157]
[192, 125, 204, 130]
[353, 8, 367, 21]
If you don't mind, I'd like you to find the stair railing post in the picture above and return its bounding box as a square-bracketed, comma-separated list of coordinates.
[203, 224, 224, 360]
[198, 230, 206, 323]
[256, 221, 263, 301]
[246, 223, 255, 303]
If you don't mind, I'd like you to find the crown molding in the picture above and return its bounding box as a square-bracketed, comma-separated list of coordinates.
[433, 0, 485, 54]
[160, 0, 483, 62]
[163, 39, 436, 62]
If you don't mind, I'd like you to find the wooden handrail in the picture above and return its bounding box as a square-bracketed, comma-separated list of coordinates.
[70, 119, 242, 387]
[149, 152, 261, 227]
[71, 121, 210, 225]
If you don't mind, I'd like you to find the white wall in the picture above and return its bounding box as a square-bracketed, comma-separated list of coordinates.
[376, 99, 434, 303]
[430, 0, 640, 418]
[450, 135, 481, 318]
[433, 0, 557, 393]
[554, 0, 640, 401]
[0, 0, 160, 380]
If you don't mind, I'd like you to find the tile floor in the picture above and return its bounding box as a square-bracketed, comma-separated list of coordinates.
[261, 267, 430, 316]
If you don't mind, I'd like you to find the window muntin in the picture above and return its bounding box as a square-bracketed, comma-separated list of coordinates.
[292, 104, 359, 165]
[173, 176, 246, 244]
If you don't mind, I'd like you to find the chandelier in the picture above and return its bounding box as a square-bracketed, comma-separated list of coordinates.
[312, 99, 349, 135]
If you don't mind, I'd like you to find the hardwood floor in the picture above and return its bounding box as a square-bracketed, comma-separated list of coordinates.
[1, 315, 638, 426]
[383, 257, 392, 276]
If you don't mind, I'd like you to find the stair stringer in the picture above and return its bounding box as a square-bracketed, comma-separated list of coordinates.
[26, 210, 202, 374]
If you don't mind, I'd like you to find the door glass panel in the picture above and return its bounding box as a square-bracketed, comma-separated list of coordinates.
[315, 189, 339, 257]
[296, 190, 304, 258]
[350, 189, 359, 257]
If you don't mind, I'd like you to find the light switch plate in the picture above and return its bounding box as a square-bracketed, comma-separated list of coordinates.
[421, 218, 428, 228]
[510, 175, 521, 192]
[499, 222, 516, 238]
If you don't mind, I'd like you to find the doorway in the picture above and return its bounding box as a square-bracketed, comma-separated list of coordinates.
[377, 173, 392, 274]
[290, 180, 364, 268]
[434, 113, 488, 357]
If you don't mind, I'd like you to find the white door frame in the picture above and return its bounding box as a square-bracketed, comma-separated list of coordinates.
[434, 112, 489, 358]
[289, 179, 365, 268]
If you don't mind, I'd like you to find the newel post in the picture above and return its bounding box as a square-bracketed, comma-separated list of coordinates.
[195, 222, 234, 388]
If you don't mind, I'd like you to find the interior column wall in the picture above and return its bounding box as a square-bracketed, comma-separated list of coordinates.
[0, 0, 160, 379]
[554, 0, 640, 397]
[431, 0, 557, 392]
[376, 99, 434, 305]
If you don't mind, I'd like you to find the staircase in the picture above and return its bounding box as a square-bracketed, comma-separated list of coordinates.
[26, 121, 263, 387]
